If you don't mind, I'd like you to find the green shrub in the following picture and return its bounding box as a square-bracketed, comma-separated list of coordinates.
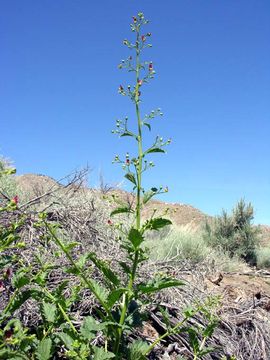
[256, 247, 270, 269]
[204, 199, 260, 266]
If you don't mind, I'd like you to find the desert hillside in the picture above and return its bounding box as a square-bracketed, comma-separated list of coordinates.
[15, 173, 270, 242]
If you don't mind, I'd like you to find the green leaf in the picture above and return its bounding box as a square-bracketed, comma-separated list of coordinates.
[80, 316, 106, 340]
[128, 340, 148, 360]
[88, 253, 120, 287]
[118, 261, 131, 274]
[57, 332, 74, 350]
[93, 346, 115, 359]
[76, 253, 89, 268]
[64, 242, 79, 252]
[145, 147, 165, 154]
[120, 131, 135, 137]
[124, 172, 137, 185]
[142, 189, 157, 204]
[12, 270, 30, 289]
[202, 321, 218, 338]
[128, 228, 144, 249]
[89, 279, 109, 304]
[143, 122, 151, 131]
[53, 280, 69, 298]
[107, 288, 127, 308]
[187, 328, 199, 353]
[0, 350, 29, 360]
[143, 217, 172, 231]
[36, 338, 52, 360]
[199, 347, 216, 356]
[42, 302, 57, 323]
[110, 206, 133, 216]
[183, 306, 196, 318]
[137, 277, 184, 295]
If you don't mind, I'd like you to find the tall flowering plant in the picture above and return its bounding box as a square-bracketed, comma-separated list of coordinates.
[110, 12, 183, 355]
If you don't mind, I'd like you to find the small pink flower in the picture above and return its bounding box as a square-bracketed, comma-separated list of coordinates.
[137, 79, 143, 86]
[132, 16, 137, 23]
[107, 219, 113, 225]
[141, 35, 146, 42]
[12, 195, 19, 205]
[149, 63, 153, 72]
[126, 159, 130, 165]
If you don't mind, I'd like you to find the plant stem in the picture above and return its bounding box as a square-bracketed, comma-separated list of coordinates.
[114, 28, 143, 358]
[135, 31, 143, 232]
[1, 288, 19, 318]
[143, 316, 189, 356]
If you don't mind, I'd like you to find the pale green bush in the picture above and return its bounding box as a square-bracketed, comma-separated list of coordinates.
[256, 247, 270, 269]
[146, 225, 248, 272]
[147, 225, 210, 263]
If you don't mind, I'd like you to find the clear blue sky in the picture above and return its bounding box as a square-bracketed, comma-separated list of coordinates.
[1, 1, 269, 224]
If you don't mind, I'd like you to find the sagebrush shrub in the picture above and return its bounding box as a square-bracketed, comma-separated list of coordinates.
[204, 199, 260, 265]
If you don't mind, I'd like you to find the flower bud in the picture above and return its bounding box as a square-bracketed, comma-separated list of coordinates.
[4, 330, 13, 340]
[12, 195, 19, 205]
[138, 79, 143, 86]
[141, 35, 146, 42]
[5, 268, 12, 279]
[132, 16, 137, 23]
[107, 219, 113, 225]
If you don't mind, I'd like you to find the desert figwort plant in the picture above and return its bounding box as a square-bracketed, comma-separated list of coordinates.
[111, 11, 177, 353]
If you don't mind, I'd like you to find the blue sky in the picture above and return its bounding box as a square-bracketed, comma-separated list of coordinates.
[1, 1, 269, 224]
